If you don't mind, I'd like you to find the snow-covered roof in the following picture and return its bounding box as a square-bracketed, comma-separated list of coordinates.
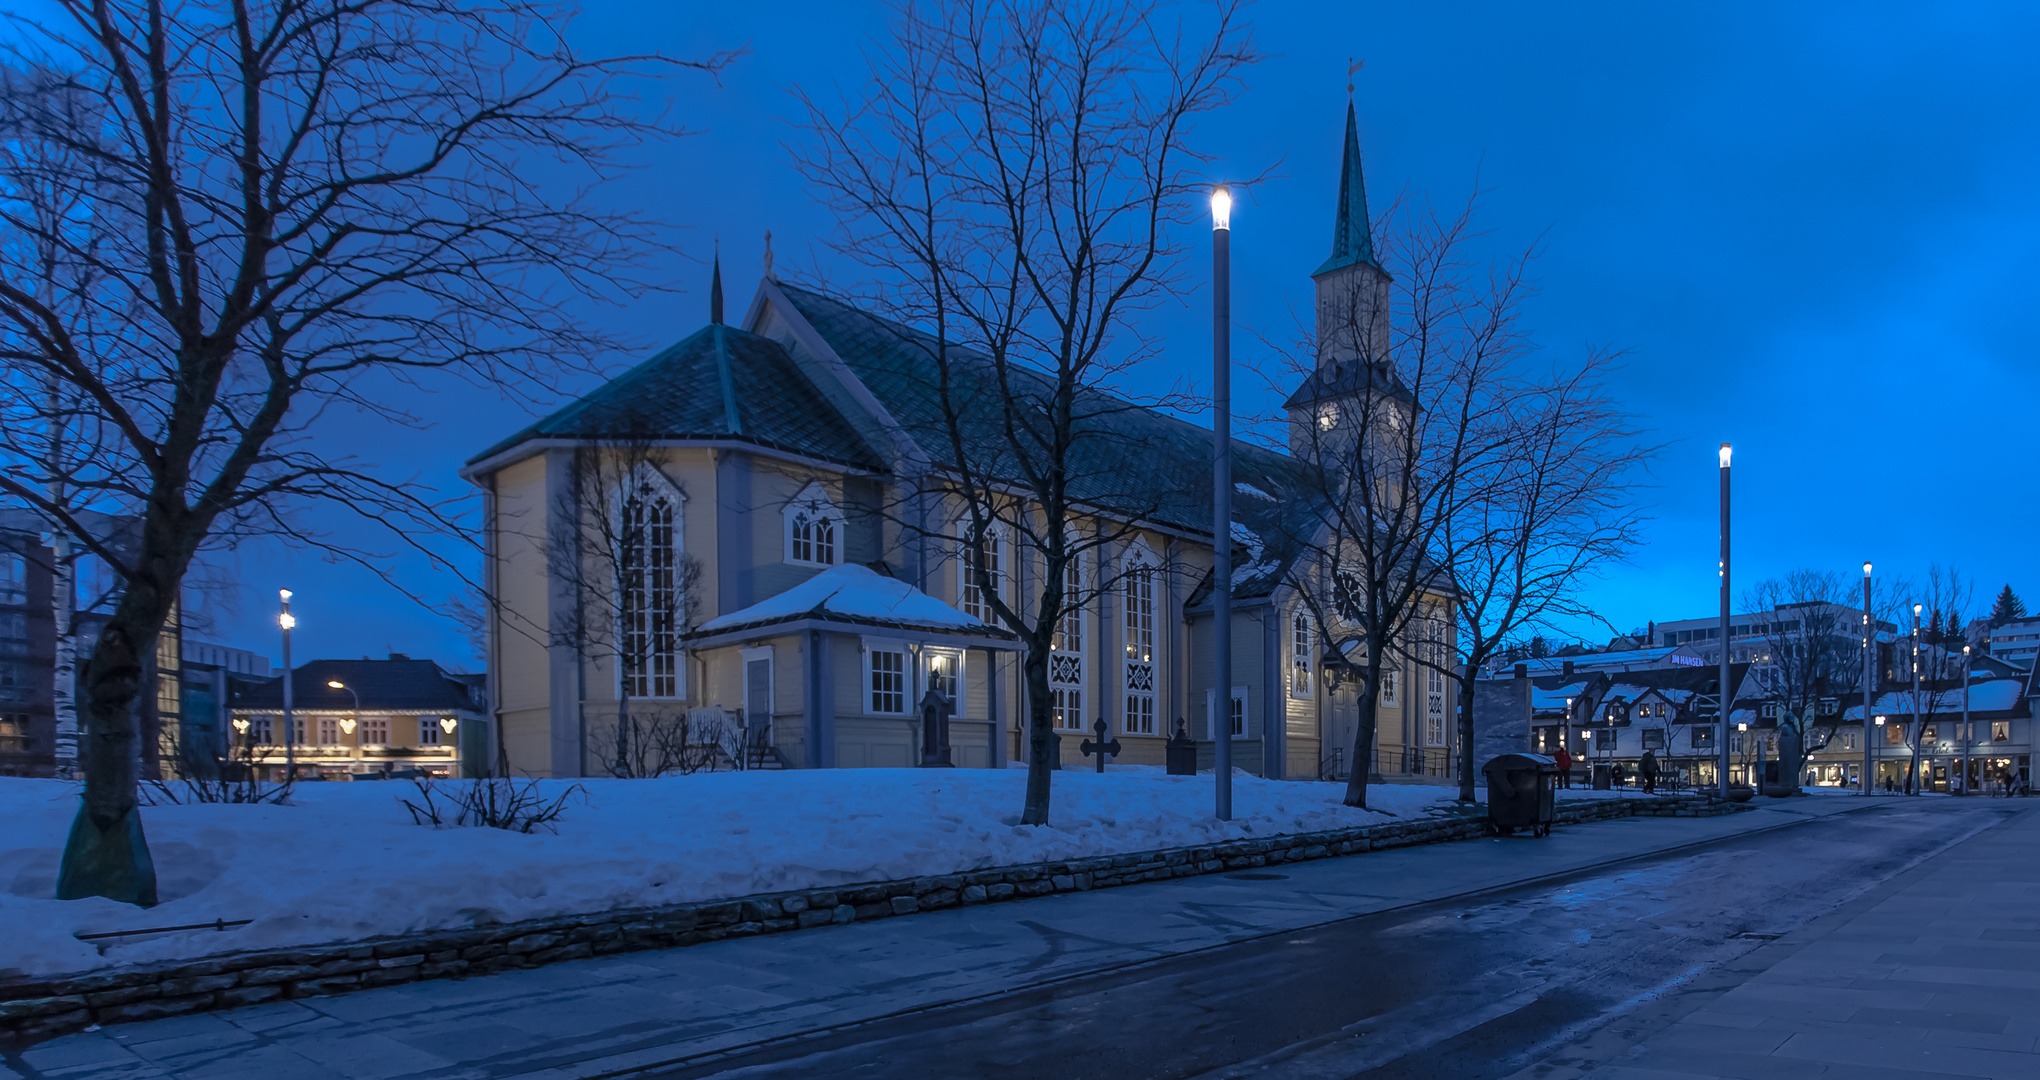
[694, 564, 1007, 638]
[1840, 679, 2025, 721]
[1530, 681, 1591, 711]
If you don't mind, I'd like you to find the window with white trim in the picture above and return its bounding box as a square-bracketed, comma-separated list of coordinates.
[619, 468, 683, 699]
[1050, 550, 1084, 731]
[958, 522, 1004, 621]
[419, 717, 442, 746]
[868, 645, 906, 714]
[1422, 607, 1448, 747]
[926, 649, 964, 715]
[250, 716, 273, 744]
[364, 716, 389, 745]
[1123, 545, 1158, 735]
[318, 717, 340, 745]
[1207, 686, 1246, 739]
[1380, 667, 1399, 708]
[1291, 612, 1314, 696]
[785, 483, 843, 567]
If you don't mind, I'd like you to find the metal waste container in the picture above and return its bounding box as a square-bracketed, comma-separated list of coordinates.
[1483, 753, 1559, 837]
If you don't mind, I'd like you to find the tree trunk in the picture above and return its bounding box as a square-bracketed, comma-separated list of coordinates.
[1342, 660, 1380, 809]
[50, 532, 77, 778]
[1020, 645, 1054, 825]
[57, 576, 174, 906]
[1455, 668, 1478, 803]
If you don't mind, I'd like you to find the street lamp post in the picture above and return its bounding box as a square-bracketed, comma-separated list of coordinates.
[1861, 562, 1874, 795]
[1717, 443, 1732, 797]
[1874, 715, 1886, 791]
[327, 679, 361, 771]
[1960, 645, 1972, 795]
[1911, 602, 1923, 795]
[279, 589, 295, 781]
[1211, 183, 1233, 821]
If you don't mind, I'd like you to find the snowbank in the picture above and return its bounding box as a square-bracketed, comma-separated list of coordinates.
[0, 770, 1633, 978]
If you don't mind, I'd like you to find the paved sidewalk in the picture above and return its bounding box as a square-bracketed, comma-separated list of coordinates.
[2, 797, 1868, 1080]
[1517, 802, 2040, 1080]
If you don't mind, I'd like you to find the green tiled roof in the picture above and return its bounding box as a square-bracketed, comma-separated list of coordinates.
[469, 323, 884, 470]
[1313, 102, 1380, 278]
[776, 284, 1323, 598]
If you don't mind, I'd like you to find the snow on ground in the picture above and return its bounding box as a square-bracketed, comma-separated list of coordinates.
[0, 769, 1656, 978]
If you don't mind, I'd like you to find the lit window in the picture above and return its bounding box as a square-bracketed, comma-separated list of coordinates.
[319, 717, 340, 745]
[869, 647, 906, 714]
[620, 477, 681, 700]
[926, 650, 962, 714]
[418, 717, 441, 746]
[1123, 546, 1157, 735]
[1992, 721, 2010, 742]
[1292, 613, 1314, 696]
[250, 716, 273, 744]
[958, 524, 1003, 621]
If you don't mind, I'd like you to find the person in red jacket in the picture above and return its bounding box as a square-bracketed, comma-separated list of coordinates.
[1554, 745, 1573, 789]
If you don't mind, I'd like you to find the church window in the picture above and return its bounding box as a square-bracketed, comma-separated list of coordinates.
[1423, 609, 1448, 747]
[1123, 544, 1157, 736]
[1208, 687, 1245, 739]
[1335, 572, 1364, 624]
[619, 469, 683, 700]
[958, 522, 1004, 621]
[1292, 613, 1314, 696]
[868, 645, 906, 714]
[1379, 667, 1398, 708]
[784, 483, 843, 567]
[1051, 550, 1084, 731]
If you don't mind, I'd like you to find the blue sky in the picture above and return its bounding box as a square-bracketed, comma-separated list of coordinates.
[193, 1, 2040, 668]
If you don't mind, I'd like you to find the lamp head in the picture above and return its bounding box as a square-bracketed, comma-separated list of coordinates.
[1210, 185, 1232, 231]
[279, 613, 296, 630]
[1718, 442, 1732, 468]
[279, 588, 292, 601]
[327, 680, 345, 690]
[1876, 715, 1886, 725]
[1863, 561, 1872, 576]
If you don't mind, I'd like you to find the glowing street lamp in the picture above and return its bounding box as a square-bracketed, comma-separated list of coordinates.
[327, 679, 360, 737]
[279, 589, 296, 780]
[1717, 443, 1732, 797]
[1210, 182, 1234, 820]
[1861, 561, 1874, 795]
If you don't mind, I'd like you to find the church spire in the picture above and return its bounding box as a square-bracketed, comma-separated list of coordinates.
[1312, 101, 1377, 277]
[709, 245, 724, 325]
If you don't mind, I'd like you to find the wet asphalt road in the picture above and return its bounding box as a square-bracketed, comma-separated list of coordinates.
[647, 800, 2019, 1080]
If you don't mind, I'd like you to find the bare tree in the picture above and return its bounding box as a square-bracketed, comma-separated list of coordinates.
[1897, 564, 1971, 795]
[793, 0, 1256, 825]
[1270, 195, 1519, 810]
[1741, 569, 1906, 792]
[0, 0, 723, 904]
[1437, 353, 1651, 801]
[547, 437, 705, 778]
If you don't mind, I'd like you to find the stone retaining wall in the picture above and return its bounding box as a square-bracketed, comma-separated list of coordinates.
[0, 793, 1737, 1043]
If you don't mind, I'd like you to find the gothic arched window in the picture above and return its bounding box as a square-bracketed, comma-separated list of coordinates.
[619, 468, 683, 699]
[1122, 542, 1159, 735]
[785, 483, 843, 568]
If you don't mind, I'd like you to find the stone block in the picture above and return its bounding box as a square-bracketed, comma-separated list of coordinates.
[889, 896, 920, 916]
[988, 882, 1016, 900]
[359, 968, 419, 989]
[530, 943, 594, 965]
[782, 894, 810, 914]
[812, 891, 841, 909]
[313, 957, 380, 977]
[83, 983, 162, 1007]
[853, 901, 892, 921]
[922, 888, 959, 909]
[100, 993, 213, 1024]
[0, 995, 86, 1021]
[215, 985, 282, 1008]
[506, 932, 562, 954]
[1051, 875, 1075, 890]
[961, 884, 988, 904]
[797, 909, 833, 929]
[377, 954, 425, 969]
[741, 898, 783, 922]
[427, 950, 460, 963]
[292, 975, 362, 997]
[158, 974, 239, 998]
[14, 1009, 89, 1040]
[461, 943, 507, 962]
[831, 904, 856, 925]
[419, 961, 469, 980]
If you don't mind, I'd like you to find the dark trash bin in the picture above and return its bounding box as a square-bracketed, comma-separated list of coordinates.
[1483, 753, 1559, 838]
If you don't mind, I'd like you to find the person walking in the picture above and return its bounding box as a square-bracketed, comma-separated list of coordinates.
[1554, 745, 1573, 789]
[1640, 749, 1660, 794]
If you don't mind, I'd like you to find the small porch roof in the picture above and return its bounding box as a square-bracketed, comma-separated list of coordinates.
[688, 564, 1020, 651]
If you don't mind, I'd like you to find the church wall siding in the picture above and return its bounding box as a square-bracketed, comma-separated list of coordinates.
[491, 456, 553, 728]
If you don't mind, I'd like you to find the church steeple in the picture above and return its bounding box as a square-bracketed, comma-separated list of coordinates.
[1313, 101, 1377, 278]
[710, 247, 725, 325]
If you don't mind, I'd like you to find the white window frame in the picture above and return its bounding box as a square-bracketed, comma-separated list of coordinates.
[863, 638, 908, 716]
[318, 716, 341, 746]
[924, 647, 966, 718]
[364, 715, 389, 746]
[614, 463, 687, 701]
[1122, 541, 1159, 736]
[957, 520, 1006, 622]
[418, 716, 442, 746]
[1050, 545, 1085, 732]
[1379, 667, 1400, 708]
[784, 482, 844, 568]
[1206, 686, 1248, 739]
[1291, 612, 1314, 698]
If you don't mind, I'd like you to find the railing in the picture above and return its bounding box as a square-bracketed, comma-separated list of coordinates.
[1404, 747, 1458, 779]
[1318, 746, 1344, 781]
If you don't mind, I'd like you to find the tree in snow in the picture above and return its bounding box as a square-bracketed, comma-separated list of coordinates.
[793, 0, 1257, 825]
[1741, 569, 1908, 791]
[0, 0, 721, 905]
[545, 433, 710, 778]
[1991, 584, 2026, 624]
